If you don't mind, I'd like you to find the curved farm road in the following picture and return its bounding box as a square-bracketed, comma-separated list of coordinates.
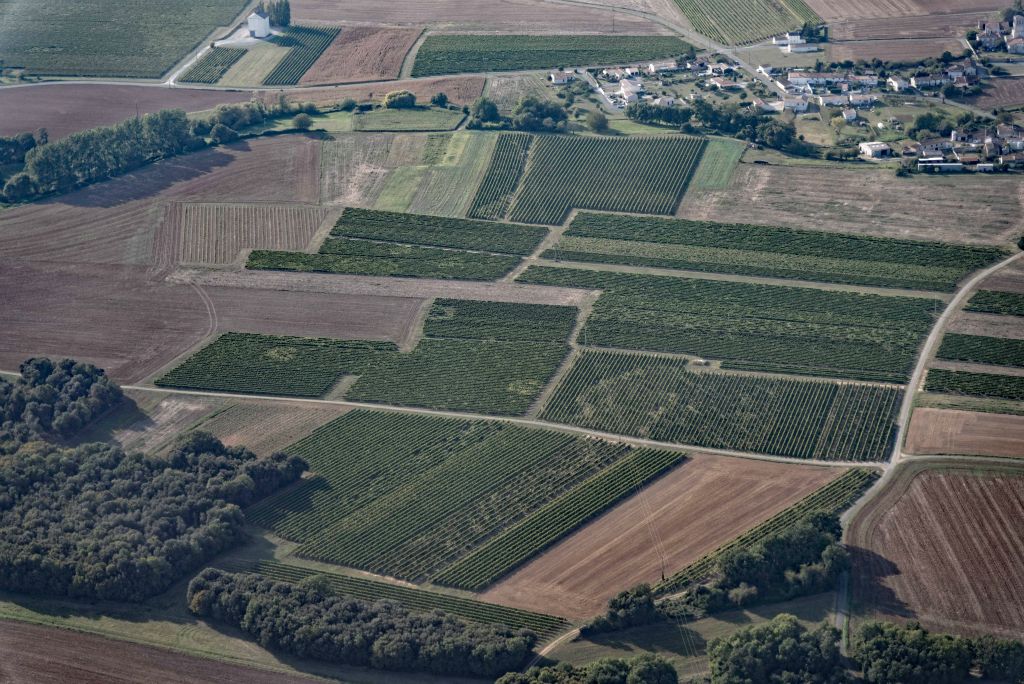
[528, 627, 581, 668]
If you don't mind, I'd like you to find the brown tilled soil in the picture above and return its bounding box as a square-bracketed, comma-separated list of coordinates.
[291, 0, 669, 33]
[0, 620, 319, 684]
[678, 163, 1024, 246]
[828, 37, 964, 63]
[850, 466, 1024, 638]
[805, 0, 1003, 21]
[0, 84, 252, 140]
[300, 27, 422, 85]
[906, 408, 1024, 457]
[981, 262, 1024, 293]
[262, 76, 486, 107]
[829, 12, 987, 40]
[971, 77, 1024, 110]
[481, 454, 843, 620]
[199, 401, 349, 454]
[948, 312, 1024, 340]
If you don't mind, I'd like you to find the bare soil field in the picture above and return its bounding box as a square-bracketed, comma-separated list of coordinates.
[949, 312, 1024, 340]
[828, 12, 985, 40]
[481, 454, 843, 620]
[906, 408, 1024, 457]
[198, 401, 349, 454]
[980, 261, 1024, 293]
[828, 37, 964, 63]
[0, 84, 252, 140]
[970, 77, 1024, 110]
[173, 202, 330, 264]
[291, 0, 670, 34]
[261, 76, 485, 107]
[678, 163, 1024, 246]
[0, 620, 319, 684]
[300, 27, 422, 86]
[805, 0, 1003, 21]
[850, 462, 1024, 638]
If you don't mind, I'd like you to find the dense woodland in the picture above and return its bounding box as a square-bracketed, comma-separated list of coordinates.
[0, 432, 305, 601]
[0, 357, 122, 452]
[496, 655, 678, 683]
[187, 569, 536, 678]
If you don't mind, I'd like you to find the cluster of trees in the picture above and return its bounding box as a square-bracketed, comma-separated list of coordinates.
[258, 0, 290, 25]
[0, 129, 45, 165]
[0, 357, 122, 452]
[709, 614, 848, 683]
[686, 100, 810, 155]
[625, 102, 692, 127]
[467, 96, 569, 132]
[384, 90, 417, 109]
[191, 99, 316, 144]
[0, 432, 305, 601]
[582, 584, 659, 635]
[187, 568, 535, 678]
[496, 655, 677, 684]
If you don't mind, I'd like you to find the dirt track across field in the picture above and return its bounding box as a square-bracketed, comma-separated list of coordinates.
[0, 620, 320, 684]
[906, 408, 1024, 458]
[482, 454, 843, 620]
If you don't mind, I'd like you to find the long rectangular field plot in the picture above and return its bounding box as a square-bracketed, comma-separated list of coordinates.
[540, 350, 902, 461]
[468, 133, 533, 220]
[508, 136, 706, 225]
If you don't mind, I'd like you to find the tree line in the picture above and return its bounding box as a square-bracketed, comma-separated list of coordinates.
[0, 129, 46, 165]
[187, 568, 536, 678]
[497, 655, 678, 683]
[0, 357, 123, 453]
[0, 431, 305, 601]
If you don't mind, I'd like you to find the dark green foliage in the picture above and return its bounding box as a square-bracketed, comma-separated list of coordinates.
[708, 614, 849, 684]
[852, 622, 973, 684]
[0, 434, 304, 601]
[625, 102, 693, 126]
[0, 132, 39, 165]
[209, 123, 240, 144]
[412, 34, 690, 77]
[425, 299, 577, 342]
[551, 212, 1006, 291]
[264, 25, 340, 85]
[582, 585, 659, 635]
[690, 99, 808, 154]
[20, 109, 201, 197]
[384, 90, 417, 109]
[204, 101, 273, 132]
[511, 96, 568, 133]
[156, 332, 397, 397]
[468, 132, 533, 220]
[472, 97, 502, 123]
[966, 290, 1024, 317]
[259, 0, 290, 25]
[179, 47, 246, 84]
[329, 207, 547, 255]
[925, 369, 1024, 400]
[250, 560, 571, 641]
[974, 635, 1024, 683]
[587, 110, 609, 133]
[0, 357, 122, 452]
[187, 569, 535, 678]
[496, 655, 678, 684]
[292, 112, 313, 130]
[938, 333, 1024, 367]
[519, 266, 934, 382]
[431, 92, 449, 108]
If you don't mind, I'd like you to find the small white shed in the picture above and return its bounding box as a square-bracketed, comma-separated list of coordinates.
[248, 10, 271, 38]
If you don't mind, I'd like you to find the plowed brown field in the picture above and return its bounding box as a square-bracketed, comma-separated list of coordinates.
[850, 463, 1024, 638]
[0, 84, 252, 140]
[300, 27, 422, 85]
[906, 408, 1024, 457]
[828, 38, 963, 63]
[829, 12, 986, 40]
[481, 454, 844, 620]
[971, 77, 1024, 110]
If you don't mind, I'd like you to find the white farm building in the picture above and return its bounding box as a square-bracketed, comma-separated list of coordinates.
[248, 10, 271, 38]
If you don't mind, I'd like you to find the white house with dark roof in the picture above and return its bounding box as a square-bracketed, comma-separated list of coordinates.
[248, 10, 271, 38]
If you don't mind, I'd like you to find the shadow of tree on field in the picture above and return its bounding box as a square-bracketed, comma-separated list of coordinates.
[848, 546, 916, 620]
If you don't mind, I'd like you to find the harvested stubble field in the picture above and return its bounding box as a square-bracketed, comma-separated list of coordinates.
[828, 38, 964, 63]
[0, 84, 252, 141]
[196, 401, 348, 455]
[828, 12, 988, 41]
[803, 0, 1004, 21]
[299, 27, 421, 85]
[485, 74, 555, 114]
[290, 0, 670, 34]
[906, 408, 1024, 458]
[850, 462, 1024, 638]
[172, 203, 329, 265]
[971, 77, 1024, 110]
[481, 454, 843, 619]
[678, 163, 1024, 246]
[262, 76, 486, 108]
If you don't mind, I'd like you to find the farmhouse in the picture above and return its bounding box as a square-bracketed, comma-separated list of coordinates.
[549, 70, 574, 84]
[647, 59, 678, 74]
[859, 141, 891, 158]
[247, 10, 271, 38]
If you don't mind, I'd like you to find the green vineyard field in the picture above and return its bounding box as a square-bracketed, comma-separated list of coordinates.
[965, 290, 1024, 317]
[925, 369, 1024, 400]
[179, 47, 246, 84]
[508, 136, 706, 225]
[541, 350, 902, 461]
[412, 35, 690, 77]
[674, 0, 820, 44]
[938, 333, 1024, 368]
[656, 468, 879, 592]
[468, 133, 533, 220]
[329, 207, 547, 255]
[263, 25, 340, 86]
[545, 212, 1004, 291]
[518, 266, 935, 382]
[424, 298, 577, 342]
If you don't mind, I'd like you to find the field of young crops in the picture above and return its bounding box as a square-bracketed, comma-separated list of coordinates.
[657, 468, 879, 593]
[411, 35, 691, 77]
[330, 208, 547, 255]
[179, 47, 246, 84]
[966, 290, 1024, 317]
[925, 369, 1024, 400]
[508, 136, 706, 225]
[518, 266, 935, 382]
[541, 350, 902, 461]
[674, 0, 820, 45]
[155, 332, 396, 397]
[248, 560, 570, 640]
[263, 25, 341, 86]
[938, 334, 1024, 368]
[468, 133, 533, 220]
[248, 409, 666, 583]
[435, 448, 686, 590]
[545, 213, 1004, 291]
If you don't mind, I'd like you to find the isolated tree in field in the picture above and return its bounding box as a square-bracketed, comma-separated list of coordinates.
[431, 92, 449, 108]
[384, 90, 416, 109]
[292, 112, 313, 130]
[587, 110, 609, 133]
[472, 97, 501, 123]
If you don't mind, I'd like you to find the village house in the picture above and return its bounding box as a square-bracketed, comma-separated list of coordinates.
[842, 108, 858, 123]
[647, 59, 678, 74]
[1007, 14, 1024, 52]
[652, 96, 677, 106]
[977, 20, 1007, 49]
[910, 73, 947, 89]
[247, 10, 271, 38]
[786, 43, 818, 53]
[1000, 151, 1024, 168]
[918, 157, 963, 172]
[887, 76, 910, 92]
[548, 70, 574, 85]
[847, 93, 878, 108]
[772, 31, 805, 46]
[817, 94, 847, 107]
[859, 141, 892, 158]
[919, 137, 955, 156]
[787, 71, 847, 87]
[849, 74, 880, 88]
[783, 96, 808, 112]
[757, 65, 776, 76]
[709, 76, 741, 90]
[617, 78, 645, 103]
[602, 67, 639, 80]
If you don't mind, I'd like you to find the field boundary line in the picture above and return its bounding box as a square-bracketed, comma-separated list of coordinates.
[398, 28, 428, 79]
